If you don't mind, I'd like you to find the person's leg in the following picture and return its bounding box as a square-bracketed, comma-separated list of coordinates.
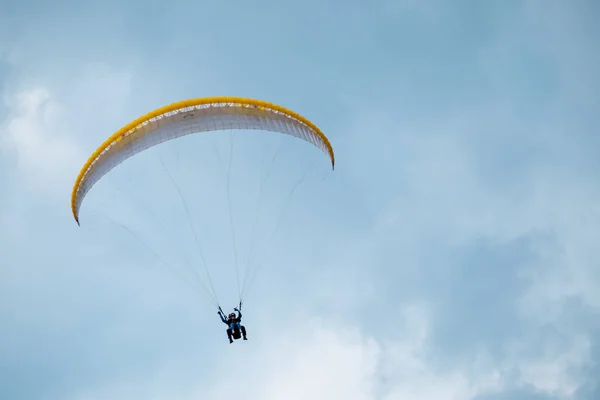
[241, 325, 247, 340]
[227, 328, 233, 343]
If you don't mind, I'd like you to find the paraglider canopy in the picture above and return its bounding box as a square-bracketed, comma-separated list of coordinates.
[70, 96, 335, 226]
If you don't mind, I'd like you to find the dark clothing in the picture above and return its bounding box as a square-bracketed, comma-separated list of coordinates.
[219, 309, 247, 343]
[227, 325, 247, 342]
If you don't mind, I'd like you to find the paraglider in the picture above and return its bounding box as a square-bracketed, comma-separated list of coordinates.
[218, 304, 247, 343]
[70, 96, 335, 341]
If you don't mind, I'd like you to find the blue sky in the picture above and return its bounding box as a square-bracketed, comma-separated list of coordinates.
[1, 1, 600, 399]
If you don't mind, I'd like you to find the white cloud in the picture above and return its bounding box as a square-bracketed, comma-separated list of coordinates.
[339, 98, 599, 396]
[68, 305, 521, 400]
[0, 87, 82, 193]
[0, 64, 134, 197]
[68, 305, 489, 400]
[517, 334, 591, 399]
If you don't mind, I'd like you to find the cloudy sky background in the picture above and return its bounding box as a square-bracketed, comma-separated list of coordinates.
[1, 1, 599, 399]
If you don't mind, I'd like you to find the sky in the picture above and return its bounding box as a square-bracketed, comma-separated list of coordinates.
[1, 0, 600, 399]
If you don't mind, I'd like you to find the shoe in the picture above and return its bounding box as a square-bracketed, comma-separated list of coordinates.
[243, 337, 247, 340]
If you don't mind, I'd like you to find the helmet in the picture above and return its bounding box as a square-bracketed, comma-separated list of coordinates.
[228, 313, 236, 320]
